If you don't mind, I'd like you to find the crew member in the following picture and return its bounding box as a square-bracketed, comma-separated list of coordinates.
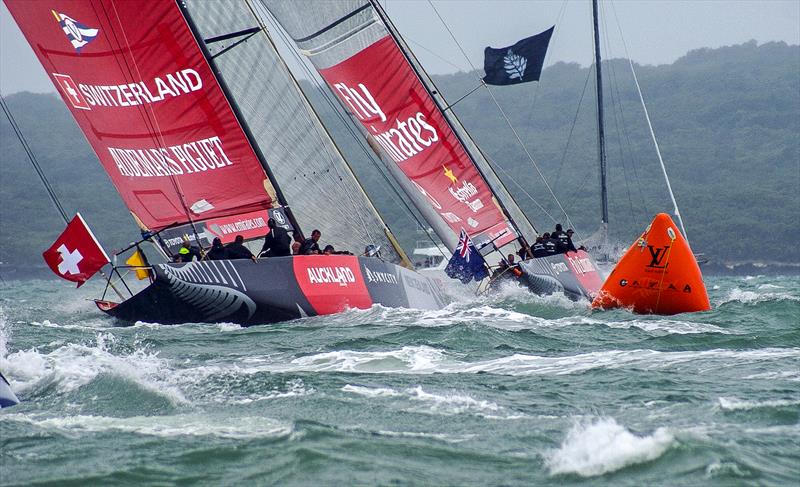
[564, 229, 578, 252]
[551, 223, 567, 241]
[300, 229, 322, 255]
[531, 237, 548, 258]
[225, 235, 256, 261]
[552, 223, 571, 251]
[542, 233, 558, 255]
[206, 238, 227, 260]
[173, 239, 201, 263]
[292, 233, 304, 255]
[260, 218, 291, 257]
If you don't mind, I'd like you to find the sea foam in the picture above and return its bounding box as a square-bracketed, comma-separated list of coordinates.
[1, 332, 186, 404]
[6, 413, 291, 439]
[717, 396, 800, 411]
[546, 418, 674, 477]
[342, 384, 513, 418]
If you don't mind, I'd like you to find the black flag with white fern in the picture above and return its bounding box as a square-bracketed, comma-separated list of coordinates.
[482, 26, 554, 86]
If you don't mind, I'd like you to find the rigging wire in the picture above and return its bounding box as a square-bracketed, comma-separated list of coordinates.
[552, 66, 593, 191]
[609, 0, 688, 240]
[425, 0, 577, 233]
[1, 92, 126, 299]
[377, 0, 539, 242]
[0, 94, 68, 222]
[252, 0, 445, 257]
[482, 153, 561, 224]
[599, 2, 637, 229]
[600, 5, 650, 221]
[521, 0, 571, 143]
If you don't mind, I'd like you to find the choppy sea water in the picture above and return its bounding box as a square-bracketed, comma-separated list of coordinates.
[0, 275, 798, 486]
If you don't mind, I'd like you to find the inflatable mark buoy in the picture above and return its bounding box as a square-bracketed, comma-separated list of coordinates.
[592, 213, 710, 315]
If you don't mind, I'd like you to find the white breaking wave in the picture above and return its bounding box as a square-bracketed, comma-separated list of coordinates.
[705, 460, 751, 479]
[1, 332, 186, 404]
[602, 318, 733, 335]
[215, 322, 242, 332]
[5, 413, 291, 439]
[342, 384, 515, 418]
[278, 346, 451, 374]
[30, 319, 107, 331]
[342, 384, 402, 398]
[717, 287, 799, 305]
[717, 396, 800, 411]
[264, 346, 800, 377]
[546, 417, 675, 477]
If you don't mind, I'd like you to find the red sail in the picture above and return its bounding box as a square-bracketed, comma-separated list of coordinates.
[318, 36, 516, 247]
[6, 0, 277, 231]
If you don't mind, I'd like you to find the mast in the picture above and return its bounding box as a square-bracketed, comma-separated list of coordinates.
[241, 0, 414, 266]
[176, 0, 304, 238]
[592, 0, 609, 232]
[370, 0, 531, 249]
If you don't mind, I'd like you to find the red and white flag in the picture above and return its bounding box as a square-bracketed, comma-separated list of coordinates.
[42, 214, 109, 287]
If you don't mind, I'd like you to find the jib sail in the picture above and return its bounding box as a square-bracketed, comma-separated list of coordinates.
[6, 0, 281, 231]
[181, 0, 403, 263]
[265, 0, 536, 251]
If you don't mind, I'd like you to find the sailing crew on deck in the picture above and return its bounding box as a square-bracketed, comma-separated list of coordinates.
[174, 240, 201, 263]
[260, 218, 291, 257]
[531, 236, 548, 258]
[564, 229, 578, 252]
[225, 235, 256, 261]
[551, 223, 569, 247]
[206, 238, 227, 260]
[542, 233, 559, 255]
[300, 229, 322, 255]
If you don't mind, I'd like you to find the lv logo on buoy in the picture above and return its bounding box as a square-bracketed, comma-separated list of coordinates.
[647, 246, 670, 268]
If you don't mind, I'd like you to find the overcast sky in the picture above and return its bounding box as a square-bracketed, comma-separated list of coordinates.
[1, 0, 799, 94]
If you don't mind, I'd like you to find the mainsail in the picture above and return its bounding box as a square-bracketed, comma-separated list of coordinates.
[6, 0, 279, 231]
[265, 0, 537, 252]
[182, 0, 403, 262]
[8, 0, 405, 263]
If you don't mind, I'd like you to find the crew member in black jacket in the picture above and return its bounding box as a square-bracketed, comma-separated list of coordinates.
[225, 235, 255, 261]
[300, 229, 322, 255]
[260, 218, 291, 257]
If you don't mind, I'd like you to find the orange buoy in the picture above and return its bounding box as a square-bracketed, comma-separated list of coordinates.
[591, 213, 710, 315]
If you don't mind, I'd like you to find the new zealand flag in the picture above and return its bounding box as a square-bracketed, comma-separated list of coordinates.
[445, 230, 489, 284]
[483, 26, 554, 86]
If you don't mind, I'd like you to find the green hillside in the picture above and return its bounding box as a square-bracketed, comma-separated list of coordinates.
[1, 41, 798, 274]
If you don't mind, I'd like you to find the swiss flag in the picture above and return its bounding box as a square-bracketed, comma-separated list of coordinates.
[42, 214, 110, 287]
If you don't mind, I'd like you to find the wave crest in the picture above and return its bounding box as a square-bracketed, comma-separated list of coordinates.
[546, 417, 674, 477]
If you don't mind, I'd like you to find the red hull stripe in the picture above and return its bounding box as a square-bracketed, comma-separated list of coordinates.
[292, 255, 373, 315]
